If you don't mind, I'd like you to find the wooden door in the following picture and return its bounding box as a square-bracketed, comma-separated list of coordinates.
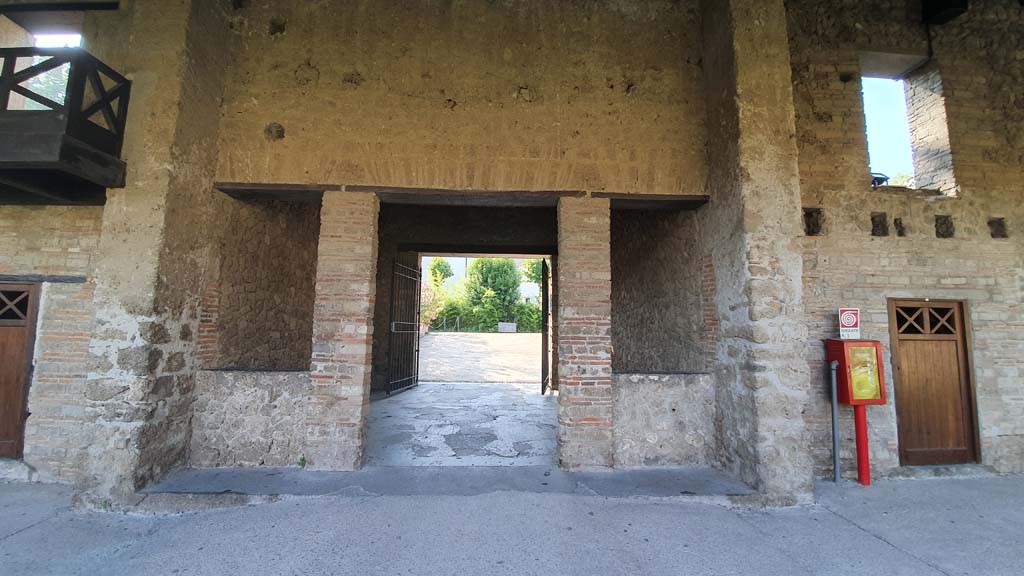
[889, 299, 977, 466]
[0, 284, 38, 460]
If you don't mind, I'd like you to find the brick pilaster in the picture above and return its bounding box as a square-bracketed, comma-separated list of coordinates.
[196, 281, 220, 368]
[556, 197, 613, 468]
[307, 191, 380, 469]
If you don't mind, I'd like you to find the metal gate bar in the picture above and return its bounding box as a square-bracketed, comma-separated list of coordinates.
[387, 259, 421, 395]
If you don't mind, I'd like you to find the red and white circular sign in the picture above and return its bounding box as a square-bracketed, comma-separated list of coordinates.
[839, 308, 861, 339]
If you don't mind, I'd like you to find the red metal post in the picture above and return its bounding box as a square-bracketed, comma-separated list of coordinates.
[854, 404, 871, 486]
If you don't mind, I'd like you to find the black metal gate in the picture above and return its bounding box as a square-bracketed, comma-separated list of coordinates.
[541, 258, 551, 395]
[387, 253, 422, 394]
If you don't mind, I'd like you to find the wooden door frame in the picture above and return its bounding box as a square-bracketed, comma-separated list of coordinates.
[887, 297, 981, 466]
[1, 282, 41, 460]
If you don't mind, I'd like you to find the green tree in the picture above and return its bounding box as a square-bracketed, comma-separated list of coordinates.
[465, 258, 520, 323]
[521, 259, 544, 285]
[419, 280, 442, 325]
[428, 258, 454, 287]
[470, 288, 502, 332]
[512, 301, 542, 332]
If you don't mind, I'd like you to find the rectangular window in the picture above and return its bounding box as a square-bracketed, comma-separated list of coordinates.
[860, 55, 957, 196]
[863, 77, 915, 188]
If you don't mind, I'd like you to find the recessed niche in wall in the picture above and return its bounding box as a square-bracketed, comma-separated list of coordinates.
[894, 217, 907, 237]
[988, 217, 1008, 239]
[871, 212, 889, 237]
[803, 208, 823, 236]
[935, 215, 955, 238]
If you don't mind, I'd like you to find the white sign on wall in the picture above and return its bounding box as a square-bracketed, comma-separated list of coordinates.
[839, 308, 861, 340]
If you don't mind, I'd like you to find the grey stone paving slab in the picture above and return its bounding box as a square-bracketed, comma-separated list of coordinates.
[142, 465, 754, 499]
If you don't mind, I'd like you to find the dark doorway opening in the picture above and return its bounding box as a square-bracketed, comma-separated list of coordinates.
[366, 201, 559, 467]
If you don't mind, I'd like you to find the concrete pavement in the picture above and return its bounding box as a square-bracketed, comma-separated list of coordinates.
[2, 475, 1022, 575]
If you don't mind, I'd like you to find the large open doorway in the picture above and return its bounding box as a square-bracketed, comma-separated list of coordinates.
[365, 201, 559, 467]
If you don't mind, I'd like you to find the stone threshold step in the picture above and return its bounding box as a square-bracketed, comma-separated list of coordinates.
[143, 465, 754, 500]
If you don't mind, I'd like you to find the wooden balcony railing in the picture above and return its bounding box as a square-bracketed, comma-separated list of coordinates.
[0, 47, 131, 204]
[0, 47, 130, 156]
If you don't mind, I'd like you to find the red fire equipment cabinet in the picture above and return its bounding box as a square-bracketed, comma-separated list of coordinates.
[826, 339, 887, 485]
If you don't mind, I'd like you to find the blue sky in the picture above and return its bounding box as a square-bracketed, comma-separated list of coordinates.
[862, 77, 915, 179]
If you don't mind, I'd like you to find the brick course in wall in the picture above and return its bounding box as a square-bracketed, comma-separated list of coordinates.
[556, 197, 614, 468]
[307, 191, 380, 470]
[0, 206, 103, 483]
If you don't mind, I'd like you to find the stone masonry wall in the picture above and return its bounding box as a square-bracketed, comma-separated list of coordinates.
[211, 198, 320, 371]
[905, 63, 957, 194]
[699, 0, 813, 504]
[0, 206, 103, 482]
[75, 0, 233, 503]
[0, 207, 101, 279]
[613, 373, 714, 467]
[372, 204, 557, 390]
[190, 370, 308, 467]
[610, 209, 707, 373]
[556, 197, 614, 468]
[214, 0, 706, 197]
[787, 0, 1024, 476]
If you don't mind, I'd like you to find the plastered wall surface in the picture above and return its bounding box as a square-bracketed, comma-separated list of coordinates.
[787, 0, 1024, 476]
[611, 209, 706, 373]
[214, 0, 706, 196]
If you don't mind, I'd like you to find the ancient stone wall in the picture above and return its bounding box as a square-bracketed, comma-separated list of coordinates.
[787, 0, 1024, 476]
[905, 63, 957, 194]
[613, 373, 714, 467]
[0, 207, 101, 279]
[190, 370, 308, 467]
[210, 198, 319, 371]
[214, 0, 706, 196]
[610, 209, 706, 373]
[0, 206, 103, 482]
[372, 204, 557, 390]
[74, 0, 234, 503]
[699, 0, 813, 504]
